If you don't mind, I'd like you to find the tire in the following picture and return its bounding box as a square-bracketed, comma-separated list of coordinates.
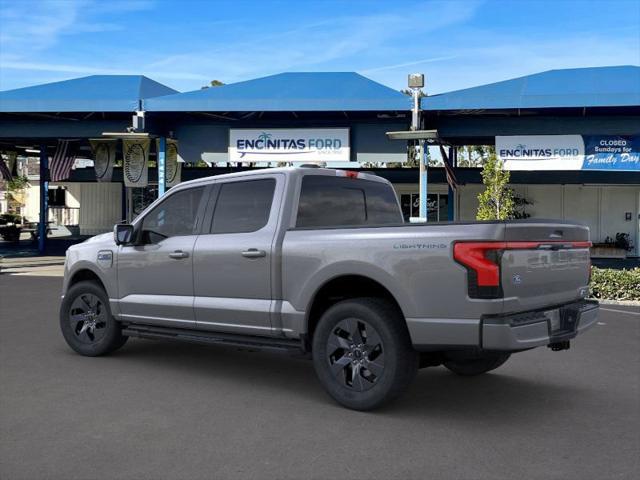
[312, 297, 418, 411]
[443, 351, 510, 376]
[59, 280, 128, 357]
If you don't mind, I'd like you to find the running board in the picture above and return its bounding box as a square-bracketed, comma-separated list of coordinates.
[122, 324, 306, 354]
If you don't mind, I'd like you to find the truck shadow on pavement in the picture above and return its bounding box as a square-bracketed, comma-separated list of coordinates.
[101, 337, 587, 421]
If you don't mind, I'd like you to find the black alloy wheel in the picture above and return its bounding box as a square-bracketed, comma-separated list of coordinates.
[326, 318, 385, 392]
[59, 280, 128, 356]
[68, 293, 108, 344]
[312, 298, 418, 411]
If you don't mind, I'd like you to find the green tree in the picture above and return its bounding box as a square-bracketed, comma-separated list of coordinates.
[201, 79, 225, 89]
[5, 175, 30, 214]
[476, 153, 514, 220]
[457, 145, 495, 167]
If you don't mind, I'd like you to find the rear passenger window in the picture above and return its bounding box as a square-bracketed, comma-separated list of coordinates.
[296, 176, 401, 228]
[211, 179, 275, 234]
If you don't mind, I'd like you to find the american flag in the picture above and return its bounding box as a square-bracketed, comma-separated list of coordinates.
[439, 145, 458, 190]
[0, 157, 12, 181]
[50, 140, 78, 182]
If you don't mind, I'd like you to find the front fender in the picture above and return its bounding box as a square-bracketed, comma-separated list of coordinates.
[63, 249, 118, 309]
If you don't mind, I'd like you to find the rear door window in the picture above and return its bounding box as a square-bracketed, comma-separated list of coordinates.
[210, 179, 276, 234]
[296, 175, 401, 228]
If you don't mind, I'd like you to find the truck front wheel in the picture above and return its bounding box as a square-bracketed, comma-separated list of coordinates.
[312, 298, 418, 411]
[59, 281, 128, 357]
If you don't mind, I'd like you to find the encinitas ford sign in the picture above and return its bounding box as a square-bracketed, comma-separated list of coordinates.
[497, 135, 640, 171]
[229, 128, 350, 162]
[497, 135, 585, 170]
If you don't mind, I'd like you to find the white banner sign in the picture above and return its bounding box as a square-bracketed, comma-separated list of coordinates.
[229, 128, 350, 162]
[123, 138, 149, 187]
[497, 135, 585, 170]
[90, 139, 116, 182]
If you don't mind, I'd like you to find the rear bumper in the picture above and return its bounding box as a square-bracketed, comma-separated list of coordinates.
[407, 300, 599, 351]
[482, 300, 599, 351]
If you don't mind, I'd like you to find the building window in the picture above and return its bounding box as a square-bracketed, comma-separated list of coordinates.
[400, 193, 449, 222]
[48, 187, 66, 207]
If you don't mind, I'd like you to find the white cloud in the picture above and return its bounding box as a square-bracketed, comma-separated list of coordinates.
[418, 30, 640, 94]
[360, 56, 459, 74]
[1, 0, 637, 95]
[133, 1, 484, 90]
[0, 60, 208, 81]
[0, 0, 153, 56]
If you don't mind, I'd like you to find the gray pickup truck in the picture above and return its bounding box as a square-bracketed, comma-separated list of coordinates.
[60, 167, 599, 410]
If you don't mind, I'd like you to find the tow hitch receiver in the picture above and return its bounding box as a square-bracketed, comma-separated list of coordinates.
[548, 341, 571, 351]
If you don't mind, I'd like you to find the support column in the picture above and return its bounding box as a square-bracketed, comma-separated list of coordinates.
[121, 182, 127, 222]
[448, 146, 456, 221]
[418, 140, 428, 219]
[38, 144, 48, 254]
[157, 137, 166, 198]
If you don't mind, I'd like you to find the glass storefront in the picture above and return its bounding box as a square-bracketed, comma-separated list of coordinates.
[400, 193, 449, 222]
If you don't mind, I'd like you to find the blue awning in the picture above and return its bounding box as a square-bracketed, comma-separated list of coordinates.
[422, 66, 640, 111]
[0, 75, 178, 113]
[145, 72, 411, 112]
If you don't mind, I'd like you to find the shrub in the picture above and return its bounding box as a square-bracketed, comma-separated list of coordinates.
[590, 267, 640, 301]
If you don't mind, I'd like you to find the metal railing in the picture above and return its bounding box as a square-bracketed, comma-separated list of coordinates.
[48, 206, 79, 226]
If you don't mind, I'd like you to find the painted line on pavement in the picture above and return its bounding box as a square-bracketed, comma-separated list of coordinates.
[600, 307, 640, 316]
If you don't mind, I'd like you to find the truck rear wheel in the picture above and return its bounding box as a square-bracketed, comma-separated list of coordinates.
[59, 280, 128, 357]
[443, 351, 510, 376]
[312, 298, 418, 411]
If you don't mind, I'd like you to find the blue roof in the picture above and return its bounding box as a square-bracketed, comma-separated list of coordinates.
[145, 72, 411, 112]
[422, 66, 640, 111]
[0, 75, 178, 112]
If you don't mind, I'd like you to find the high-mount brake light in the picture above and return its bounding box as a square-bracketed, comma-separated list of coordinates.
[336, 170, 359, 179]
[453, 240, 592, 299]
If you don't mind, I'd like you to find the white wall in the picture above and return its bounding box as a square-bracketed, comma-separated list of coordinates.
[77, 182, 122, 235]
[599, 187, 638, 251]
[23, 181, 40, 222]
[18, 181, 122, 235]
[460, 184, 639, 255]
[394, 182, 640, 256]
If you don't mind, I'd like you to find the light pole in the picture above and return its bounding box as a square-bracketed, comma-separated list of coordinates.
[408, 73, 427, 220]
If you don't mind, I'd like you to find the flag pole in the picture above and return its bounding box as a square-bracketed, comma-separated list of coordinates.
[38, 144, 48, 254]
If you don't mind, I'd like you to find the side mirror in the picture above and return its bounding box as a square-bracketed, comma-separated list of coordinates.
[114, 224, 134, 245]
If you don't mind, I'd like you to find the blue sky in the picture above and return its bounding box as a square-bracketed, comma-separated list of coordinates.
[0, 0, 638, 94]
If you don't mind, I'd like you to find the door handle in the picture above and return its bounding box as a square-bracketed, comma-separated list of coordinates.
[169, 250, 189, 259]
[241, 248, 266, 258]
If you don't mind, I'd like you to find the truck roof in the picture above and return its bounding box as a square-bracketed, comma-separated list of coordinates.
[176, 166, 391, 188]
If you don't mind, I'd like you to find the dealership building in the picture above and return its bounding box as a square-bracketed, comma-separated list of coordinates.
[0, 65, 639, 256]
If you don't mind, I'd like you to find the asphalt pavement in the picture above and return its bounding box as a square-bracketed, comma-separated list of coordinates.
[1, 275, 638, 480]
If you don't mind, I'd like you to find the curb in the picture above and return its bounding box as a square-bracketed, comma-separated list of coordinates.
[594, 299, 640, 307]
[0, 261, 65, 273]
[0, 261, 65, 269]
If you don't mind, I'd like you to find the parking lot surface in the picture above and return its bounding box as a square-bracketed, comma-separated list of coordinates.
[1, 274, 638, 480]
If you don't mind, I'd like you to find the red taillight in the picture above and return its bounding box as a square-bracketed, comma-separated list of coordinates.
[454, 240, 592, 299]
[453, 242, 506, 287]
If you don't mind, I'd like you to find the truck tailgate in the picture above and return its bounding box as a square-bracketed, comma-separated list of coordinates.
[501, 222, 591, 313]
